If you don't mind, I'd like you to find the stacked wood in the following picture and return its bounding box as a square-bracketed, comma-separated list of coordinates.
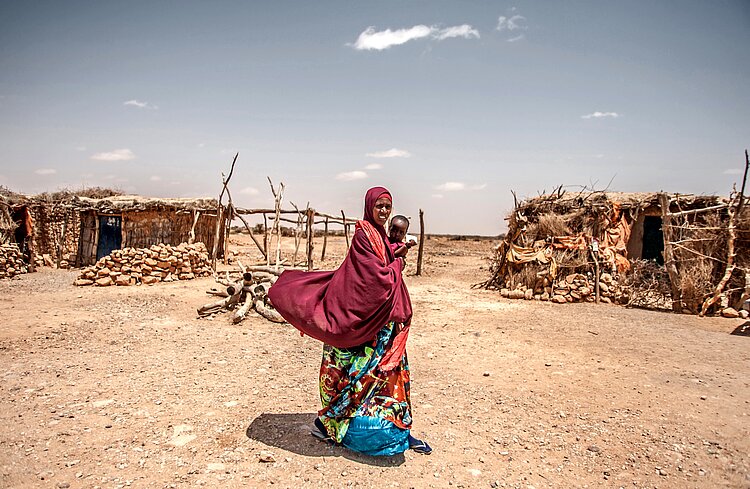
[499, 272, 626, 305]
[197, 263, 285, 324]
[74, 242, 211, 286]
[0, 244, 29, 278]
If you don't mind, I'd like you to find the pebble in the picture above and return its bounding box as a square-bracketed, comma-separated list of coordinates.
[57, 483, 70, 489]
[700, 395, 707, 400]
[258, 451, 276, 463]
[483, 372, 490, 377]
[587, 445, 601, 453]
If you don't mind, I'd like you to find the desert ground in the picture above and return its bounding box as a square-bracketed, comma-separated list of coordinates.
[1, 234, 748, 489]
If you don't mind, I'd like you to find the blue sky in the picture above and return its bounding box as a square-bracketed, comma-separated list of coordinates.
[1, 1, 748, 234]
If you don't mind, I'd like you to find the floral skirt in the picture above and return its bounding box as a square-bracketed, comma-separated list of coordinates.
[318, 322, 411, 456]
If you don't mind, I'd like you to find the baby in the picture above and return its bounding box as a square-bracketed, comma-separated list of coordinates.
[388, 215, 417, 258]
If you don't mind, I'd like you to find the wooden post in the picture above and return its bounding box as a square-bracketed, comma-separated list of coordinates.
[591, 248, 600, 303]
[189, 210, 200, 244]
[321, 216, 328, 261]
[658, 193, 682, 312]
[306, 208, 314, 271]
[416, 209, 425, 276]
[57, 211, 68, 268]
[211, 205, 223, 268]
[341, 210, 349, 248]
[263, 213, 269, 258]
[223, 205, 232, 265]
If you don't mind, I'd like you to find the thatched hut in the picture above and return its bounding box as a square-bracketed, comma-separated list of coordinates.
[0, 192, 223, 269]
[481, 188, 749, 316]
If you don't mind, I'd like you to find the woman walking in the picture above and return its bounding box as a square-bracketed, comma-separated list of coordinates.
[268, 186, 431, 456]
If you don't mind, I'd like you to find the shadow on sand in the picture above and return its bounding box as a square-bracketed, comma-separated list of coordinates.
[245, 412, 405, 466]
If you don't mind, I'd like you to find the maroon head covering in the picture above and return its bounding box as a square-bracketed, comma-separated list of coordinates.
[268, 186, 412, 349]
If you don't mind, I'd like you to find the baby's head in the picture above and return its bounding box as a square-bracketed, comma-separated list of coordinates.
[388, 215, 409, 242]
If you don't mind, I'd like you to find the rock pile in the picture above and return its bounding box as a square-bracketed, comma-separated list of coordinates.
[75, 242, 211, 286]
[0, 244, 29, 278]
[500, 272, 626, 304]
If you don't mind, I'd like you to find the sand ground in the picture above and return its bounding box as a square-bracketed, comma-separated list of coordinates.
[1, 234, 748, 488]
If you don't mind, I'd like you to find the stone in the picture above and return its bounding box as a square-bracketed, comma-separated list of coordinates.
[524, 289, 534, 300]
[115, 275, 132, 286]
[599, 282, 610, 294]
[579, 286, 591, 296]
[97, 267, 111, 277]
[552, 295, 567, 304]
[500, 288, 509, 298]
[601, 297, 612, 304]
[74, 279, 94, 286]
[142, 276, 160, 285]
[540, 292, 549, 301]
[179, 273, 195, 280]
[145, 258, 158, 267]
[570, 290, 582, 300]
[740, 310, 749, 319]
[95, 276, 113, 287]
[721, 307, 740, 318]
[600, 273, 613, 284]
[258, 451, 276, 463]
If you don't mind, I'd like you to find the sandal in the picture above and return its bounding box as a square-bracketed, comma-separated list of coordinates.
[408, 434, 433, 455]
[311, 418, 334, 444]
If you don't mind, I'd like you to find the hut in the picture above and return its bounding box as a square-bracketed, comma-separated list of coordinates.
[0, 191, 223, 269]
[480, 188, 749, 316]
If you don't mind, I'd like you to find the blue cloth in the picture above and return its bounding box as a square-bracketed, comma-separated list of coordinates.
[341, 415, 410, 456]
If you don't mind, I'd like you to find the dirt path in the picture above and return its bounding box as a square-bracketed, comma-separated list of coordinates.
[1, 236, 748, 488]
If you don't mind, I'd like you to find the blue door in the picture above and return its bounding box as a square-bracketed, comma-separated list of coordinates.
[97, 215, 122, 259]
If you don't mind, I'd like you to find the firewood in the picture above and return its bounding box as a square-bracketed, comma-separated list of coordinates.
[254, 299, 285, 323]
[232, 297, 254, 324]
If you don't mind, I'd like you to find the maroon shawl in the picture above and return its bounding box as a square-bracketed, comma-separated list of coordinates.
[268, 187, 412, 349]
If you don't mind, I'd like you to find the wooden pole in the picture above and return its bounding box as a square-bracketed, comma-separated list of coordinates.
[263, 213, 269, 258]
[306, 207, 314, 271]
[416, 209, 425, 276]
[591, 248, 600, 303]
[341, 210, 349, 248]
[321, 217, 328, 261]
[57, 211, 67, 268]
[223, 205, 232, 265]
[211, 152, 238, 269]
[658, 193, 682, 312]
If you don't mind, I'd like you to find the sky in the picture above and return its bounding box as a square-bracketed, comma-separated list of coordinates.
[1, 1, 749, 235]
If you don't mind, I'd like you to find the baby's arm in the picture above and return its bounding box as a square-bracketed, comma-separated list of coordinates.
[394, 244, 409, 257]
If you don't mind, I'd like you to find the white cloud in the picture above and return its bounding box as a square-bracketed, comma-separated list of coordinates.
[91, 148, 136, 162]
[239, 186, 259, 195]
[365, 163, 383, 170]
[124, 99, 158, 110]
[471, 183, 488, 190]
[432, 194, 444, 199]
[723, 168, 744, 175]
[497, 14, 527, 32]
[581, 111, 620, 119]
[336, 170, 368, 181]
[149, 175, 161, 182]
[352, 24, 479, 51]
[35, 168, 57, 175]
[507, 34, 525, 43]
[436, 182, 466, 191]
[366, 148, 412, 158]
[434, 24, 480, 41]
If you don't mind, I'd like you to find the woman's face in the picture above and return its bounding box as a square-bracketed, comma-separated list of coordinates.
[372, 197, 392, 227]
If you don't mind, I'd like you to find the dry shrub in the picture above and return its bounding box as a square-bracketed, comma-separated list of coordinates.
[621, 259, 672, 310]
[508, 262, 545, 289]
[528, 213, 570, 240]
[36, 186, 124, 202]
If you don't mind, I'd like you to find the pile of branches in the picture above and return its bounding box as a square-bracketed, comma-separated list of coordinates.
[197, 261, 285, 324]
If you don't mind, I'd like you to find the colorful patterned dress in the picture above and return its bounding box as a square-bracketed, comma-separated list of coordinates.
[318, 321, 412, 456]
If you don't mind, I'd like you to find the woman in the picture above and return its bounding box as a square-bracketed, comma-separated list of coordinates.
[268, 186, 431, 456]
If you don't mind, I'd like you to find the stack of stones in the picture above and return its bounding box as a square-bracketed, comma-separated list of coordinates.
[75, 242, 211, 287]
[0, 244, 29, 279]
[500, 272, 624, 304]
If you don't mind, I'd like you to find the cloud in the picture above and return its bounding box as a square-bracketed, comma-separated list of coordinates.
[723, 168, 744, 175]
[365, 163, 383, 170]
[35, 168, 57, 175]
[497, 14, 527, 32]
[471, 183, 488, 190]
[581, 111, 620, 119]
[91, 149, 136, 161]
[434, 24, 480, 41]
[497, 9, 528, 42]
[239, 186, 259, 195]
[149, 175, 161, 182]
[436, 182, 466, 191]
[336, 170, 368, 181]
[352, 24, 479, 51]
[123, 99, 158, 110]
[366, 148, 412, 158]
